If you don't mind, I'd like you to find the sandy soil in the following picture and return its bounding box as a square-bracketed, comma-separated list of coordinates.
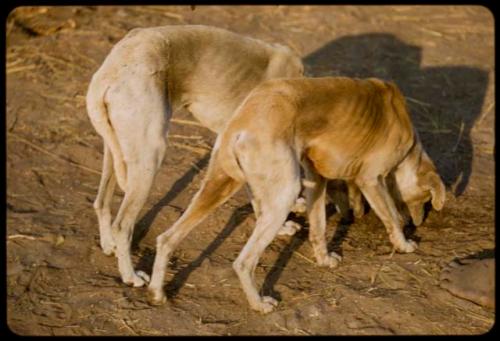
[6, 5, 495, 335]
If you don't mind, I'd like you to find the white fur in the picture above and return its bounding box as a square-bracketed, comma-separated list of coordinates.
[87, 25, 303, 286]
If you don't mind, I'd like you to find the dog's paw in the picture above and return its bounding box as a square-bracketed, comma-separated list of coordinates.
[124, 270, 150, 287]
[147, 286, 167, 306]
[291, 197, 307, 214]
[396, 239, 418, 253]
[101, 244, 116, 257]
[317, 252, 342, 268]
[99, 237, 116, 256]
[278, 220, 302, 236]
[252, 296, 278, 314]
[147, 287, 167, 306]
[352, 205, 365, 219]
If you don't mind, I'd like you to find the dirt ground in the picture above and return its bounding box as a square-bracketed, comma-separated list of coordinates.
[6, 5, 495, 335]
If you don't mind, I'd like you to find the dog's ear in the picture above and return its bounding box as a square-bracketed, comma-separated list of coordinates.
[427, 172, 446, 211]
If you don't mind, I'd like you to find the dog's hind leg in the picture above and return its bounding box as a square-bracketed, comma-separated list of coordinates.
[233, 197, 297, 313]
[356, 176, 417, 253]
[111, 144, 166, 287]
[106, 77, 171, 287]
[232, 145, 301, 313]
[247, 182, 302, 239]
[94, 143, 117, 255]
[148, 150, 243, 305]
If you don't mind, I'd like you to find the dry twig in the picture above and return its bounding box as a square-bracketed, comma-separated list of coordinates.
[292, 250, 316, 265]
[170, 141, 210, 155]
[169, 134, 204, 140]
[171, 118, 204, 127]
[7, 64, 37, 74]
[452, 122, 465, 152]
[7, 234, 38, 241]
[475, 101, 494, 128]
[406, 96, 432, 107]
[8, 132, 101, 175]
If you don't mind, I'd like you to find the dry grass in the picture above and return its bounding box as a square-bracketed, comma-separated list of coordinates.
[7, 64, 37, 74]
[5, 5, 494, 336]
[171, 118, 205, 127]
[170, 142, 211, 155]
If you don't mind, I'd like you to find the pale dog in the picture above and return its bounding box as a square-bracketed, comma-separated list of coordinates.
[86, 25, 304, 287]
[148, 76, 446, 313]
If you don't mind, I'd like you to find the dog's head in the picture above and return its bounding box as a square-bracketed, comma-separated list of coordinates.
[266, 43, 305, 79]
[392, 140, 446, 226]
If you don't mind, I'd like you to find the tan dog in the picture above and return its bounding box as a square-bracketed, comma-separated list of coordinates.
[86, 25, 304, 287]
[148, 76, 445, 313]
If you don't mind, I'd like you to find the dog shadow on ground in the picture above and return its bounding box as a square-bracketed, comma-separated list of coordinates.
[303, 32, 488, 254]
[131, 153, 211, 251]
[135, 32, 488, 300]
[457, 248, 495, 261]
[304, 33, 489, 196]
[164, 203, 253, 298]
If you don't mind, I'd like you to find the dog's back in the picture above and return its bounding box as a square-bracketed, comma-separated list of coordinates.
[89, 25, 303, 129]
[220, 77, 415, 181]
[87, 25, 303, 190]
[295, 77, 414, 180]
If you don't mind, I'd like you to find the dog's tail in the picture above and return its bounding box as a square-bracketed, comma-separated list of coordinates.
[217, 131, 247, 183]
[86, 80, 127, 190]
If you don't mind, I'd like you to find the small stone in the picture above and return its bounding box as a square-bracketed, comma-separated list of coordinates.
[55, 234, 65, 246]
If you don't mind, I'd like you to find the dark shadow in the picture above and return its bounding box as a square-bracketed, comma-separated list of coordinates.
[323, 180, 357, 257]
[131, 153, 211, 250]
[461, 248, 495, 261]
[402, 222, 421, 244]
[304, 33, 489, 197]
[135, 246, 156, 278]
[328, 217, 353, 257]
[261, 213, 308, 300]
[165, 203, 253, 298]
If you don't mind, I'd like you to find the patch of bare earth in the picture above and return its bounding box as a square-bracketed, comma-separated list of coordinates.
[6, 5, 494, 335]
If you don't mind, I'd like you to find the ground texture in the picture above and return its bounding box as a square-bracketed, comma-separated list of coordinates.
[6, 5, 495, 335]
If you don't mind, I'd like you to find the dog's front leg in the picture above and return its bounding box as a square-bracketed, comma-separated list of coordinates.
[356, 176, 417, 253]
[304, 166, 342, 268]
